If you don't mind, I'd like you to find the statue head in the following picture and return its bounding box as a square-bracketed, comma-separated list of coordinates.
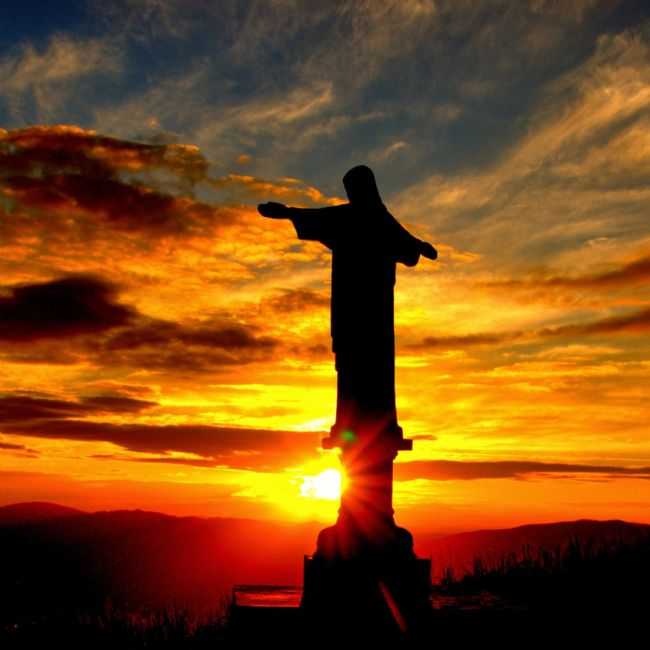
[343, 165, 383, 208]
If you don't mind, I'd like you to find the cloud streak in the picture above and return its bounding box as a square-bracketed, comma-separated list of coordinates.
[395, 459, 650, 481]
[0, 393, 157, 422]
[413, 305, 650, 350]
[0, 392, 321, 471]
[480, 254, 650, 292]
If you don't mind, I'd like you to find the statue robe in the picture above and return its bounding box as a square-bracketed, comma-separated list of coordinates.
[289, 202, 421, 437]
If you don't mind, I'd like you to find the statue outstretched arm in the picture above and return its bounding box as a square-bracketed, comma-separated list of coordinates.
[391, 216, 437, 266]
[258, 201, 292, 218]
[258, 202, 346, 247]
[419, 241, 438, 261]
[258, 202, 346, 219]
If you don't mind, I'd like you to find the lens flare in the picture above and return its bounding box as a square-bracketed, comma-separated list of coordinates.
[300, 468, 343, 501]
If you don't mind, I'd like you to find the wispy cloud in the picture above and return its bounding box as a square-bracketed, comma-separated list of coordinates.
[0, 34, 121, 92]
[393, 29, 650, 269]
[0, 34, 122, 122]
[369, 140, 409, 162]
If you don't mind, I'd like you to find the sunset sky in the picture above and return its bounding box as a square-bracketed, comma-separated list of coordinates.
[1, 0, 649, 533]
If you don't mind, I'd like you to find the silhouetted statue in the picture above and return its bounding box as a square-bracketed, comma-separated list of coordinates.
[259, 164, 436, 443]
[258, 165, 437, 634]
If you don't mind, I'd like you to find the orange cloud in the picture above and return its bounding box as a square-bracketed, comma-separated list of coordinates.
[210, 173, 343, 206]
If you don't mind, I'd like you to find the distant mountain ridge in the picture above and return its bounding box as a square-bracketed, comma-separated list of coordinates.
[1, 502, 648, 615]
[0, 501, 85, 524]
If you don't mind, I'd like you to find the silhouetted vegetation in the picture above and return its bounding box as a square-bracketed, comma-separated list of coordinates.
[437, 530, 650, 600]
[429, 531, 650, 640]
[1, 603, 231, 649]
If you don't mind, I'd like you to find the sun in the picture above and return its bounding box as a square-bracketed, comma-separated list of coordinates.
[300, 468, 343, 501]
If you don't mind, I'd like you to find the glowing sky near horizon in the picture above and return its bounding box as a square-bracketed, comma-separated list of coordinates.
[1, 0, 650, 532]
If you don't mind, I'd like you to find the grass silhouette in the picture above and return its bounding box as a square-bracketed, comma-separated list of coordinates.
[2, 600, 232, 648]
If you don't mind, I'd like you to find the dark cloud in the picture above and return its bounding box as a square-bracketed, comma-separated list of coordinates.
[303, 343, 331, 357]
[0, 126, 236, 235]
[481, 254, 650, 292]
[102, 321, 278, 352]
[0, 393, 157, 422]
[90, 454, 232, 469]
[0, 273, 279, 370]
[0, 391, 320, 471]
[5, 174, 178, 232]
[413, 306, 650, 350]
[0, 275, 136, 342]
[80, 395, 159, 412]
[0, 348, 87, 365]
[2, 419, 320, 472]
[414, 332, 520, 349]
[1, 125, 209, 183]
[0, 438, 39, 457]
[261, 288, 329, 314]
[543, 306, 650, 338]
[0, 441, 30, 451]
[83, 382, 157, 399]
[395, 459, 650, 481]
[93, 318, 280, 372]
[2, 173, 231, 235]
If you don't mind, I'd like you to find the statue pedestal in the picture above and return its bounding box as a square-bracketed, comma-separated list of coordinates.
[301, 425, 431, 638]
[301, 549, 431, 638]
